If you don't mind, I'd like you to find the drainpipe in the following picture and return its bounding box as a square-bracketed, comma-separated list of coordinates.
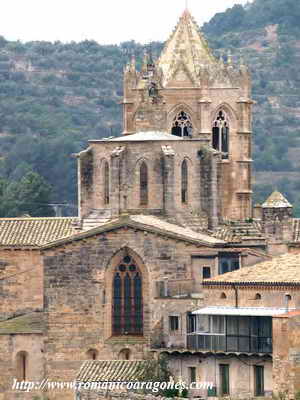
[232, 284, 239, 308]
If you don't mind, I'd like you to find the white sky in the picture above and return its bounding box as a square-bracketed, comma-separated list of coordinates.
[0, 0, 250, 45]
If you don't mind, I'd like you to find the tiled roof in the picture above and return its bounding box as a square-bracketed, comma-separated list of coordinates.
[0, 217, 77, 247]
[42, 214, 226, 249]
[262, 191, 292, 208]
[0, 312, 44, 334]
[204, 253, 300, 286]
[129, 215, 224, 245]
[214, 220, 264, 242]
[77, 360, 156, 382]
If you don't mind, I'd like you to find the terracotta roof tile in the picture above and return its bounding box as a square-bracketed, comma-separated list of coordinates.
[0, 217, 77, 247]
[214, 220, 264, 242]
[204, 253, 300, 286]
[77, 360, 156, 382]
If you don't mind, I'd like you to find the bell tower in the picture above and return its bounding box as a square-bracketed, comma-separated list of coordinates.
[122, 10, 253, 221]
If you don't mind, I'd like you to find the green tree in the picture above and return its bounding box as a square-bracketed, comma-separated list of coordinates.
[0, 172, 54, 217]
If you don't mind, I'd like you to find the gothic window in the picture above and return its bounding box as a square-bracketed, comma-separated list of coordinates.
[16, 351, 28, 381]
[172, 111, 193, 137]
[181, 159, 188, 204]
[140, 162, 148, 206]
[103, 161, 110, 205]
[212, 110, 229, 159]
[112, 254, 143, 335]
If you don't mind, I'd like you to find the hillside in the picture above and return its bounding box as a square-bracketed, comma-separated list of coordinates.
[0, 0, 300, 216]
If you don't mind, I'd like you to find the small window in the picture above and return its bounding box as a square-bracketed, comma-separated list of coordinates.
[119, 349, 131, 360]
[16, 351, 28, 381]
[255, 293, 261, 300]
[188, 367, 197, 384]
[221, 292, 227, 299]
[86, 349, 98, 360]
[203, 266, 211, 279]
[219, 253, 240, 275]
[169, 316, 179, 332]
[285, 294, 292, 301]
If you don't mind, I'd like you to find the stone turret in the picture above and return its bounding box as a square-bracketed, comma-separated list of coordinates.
[262, 191, 293, 222]
[262, 191, 293, 245]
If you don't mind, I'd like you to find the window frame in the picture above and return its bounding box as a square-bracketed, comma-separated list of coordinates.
[169, 315, 180, 332]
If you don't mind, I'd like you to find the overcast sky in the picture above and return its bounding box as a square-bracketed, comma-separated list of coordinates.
[0, 0, 250, 45]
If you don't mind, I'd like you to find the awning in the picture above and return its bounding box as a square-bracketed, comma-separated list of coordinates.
[192, 306, 294, 317]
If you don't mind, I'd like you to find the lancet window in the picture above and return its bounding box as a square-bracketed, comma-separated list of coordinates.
[112, 254, 143, 335]
[212, 110, 229, 159]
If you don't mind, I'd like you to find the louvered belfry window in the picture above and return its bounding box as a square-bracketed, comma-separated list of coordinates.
[112, 254, 143, 335]
[212, 110, 229, 159]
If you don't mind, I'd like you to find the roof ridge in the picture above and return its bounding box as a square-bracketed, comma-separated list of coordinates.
[0, 217, 77, 221]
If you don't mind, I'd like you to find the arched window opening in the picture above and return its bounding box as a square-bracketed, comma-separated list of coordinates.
[103, 161, 110, 205]
[212, 110, 229, 159]
[181, 160, 188, 204]
[86, 349, 98, 360]
[220, 292, 227, 299]
[140, 162, 148, 206]
[255, 293, 262, 300]
[112, 253, 143, 336]
[16, 351, 28, 381]
[119, 348, 131, 360]
[172, 111, 193, 137]
[285, 294, 292, 301]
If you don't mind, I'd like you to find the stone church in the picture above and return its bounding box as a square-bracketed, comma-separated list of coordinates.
[0, 8, 300, 400]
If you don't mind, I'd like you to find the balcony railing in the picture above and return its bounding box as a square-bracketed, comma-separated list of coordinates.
[187, 334, 272, 353]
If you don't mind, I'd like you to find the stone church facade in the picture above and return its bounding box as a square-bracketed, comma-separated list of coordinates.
[0, 9, 299, 400]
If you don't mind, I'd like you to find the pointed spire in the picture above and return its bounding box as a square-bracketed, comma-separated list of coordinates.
[157, 9, 217, 86]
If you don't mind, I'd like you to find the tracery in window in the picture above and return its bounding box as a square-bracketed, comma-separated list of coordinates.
[140, 162, 148, 206]
[181, 159, 188, 204]
[212, 110, 229, 159]
[112, 254, 143, 335]
[171, 111, 193, 137]
[103, 161, 110, 205]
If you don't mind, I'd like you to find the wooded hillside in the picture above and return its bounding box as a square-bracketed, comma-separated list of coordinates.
[0, 0, 300, 216]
